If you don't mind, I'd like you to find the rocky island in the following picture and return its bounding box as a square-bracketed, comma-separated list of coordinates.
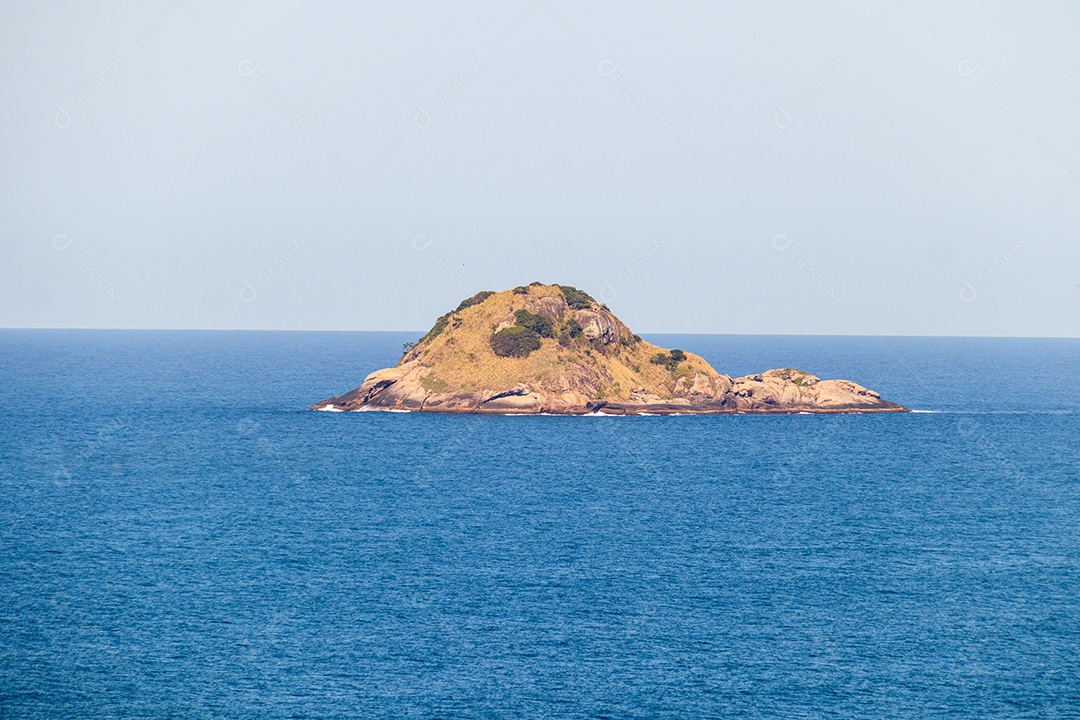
[312, 283, 907, 415]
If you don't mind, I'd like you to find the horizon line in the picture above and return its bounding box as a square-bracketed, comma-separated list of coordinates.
[1, 326, 1077, 340]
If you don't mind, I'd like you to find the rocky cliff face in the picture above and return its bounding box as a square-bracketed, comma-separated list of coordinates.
[312, 284, 906, 415]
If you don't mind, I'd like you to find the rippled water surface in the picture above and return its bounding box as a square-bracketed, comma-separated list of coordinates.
[2, 330, 1078, 718]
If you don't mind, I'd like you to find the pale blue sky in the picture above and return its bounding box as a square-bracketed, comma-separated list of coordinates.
[2, 1, 1078, 336]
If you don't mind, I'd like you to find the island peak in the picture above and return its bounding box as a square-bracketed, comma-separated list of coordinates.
[313, 283, 907, 415]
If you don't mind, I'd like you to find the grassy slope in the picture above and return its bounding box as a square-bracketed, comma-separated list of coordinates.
[404, 285, 721, 401]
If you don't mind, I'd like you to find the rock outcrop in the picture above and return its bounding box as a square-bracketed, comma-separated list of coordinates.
[312, 284, 907, 415]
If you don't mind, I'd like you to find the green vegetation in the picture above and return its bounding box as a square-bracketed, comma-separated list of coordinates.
[650, 348, 687, 371]
[514, 309, 555, 338]
[454, 290, 495, 312]
[418, 313, 451, 344]
[512, 286, 529, 294]
[557, 318, 584, 347]
[559, 284, 594, 310]
[490, 326, 542, 358]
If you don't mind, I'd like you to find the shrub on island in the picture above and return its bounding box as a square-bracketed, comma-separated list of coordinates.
[514, 309, 556, 338]
[491, 326, 542, 358]
[650, 349, 687, 370]
[558, 285, 594, 310]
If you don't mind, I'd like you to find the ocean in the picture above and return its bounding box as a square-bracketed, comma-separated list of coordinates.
[1, 329, 1078, 718]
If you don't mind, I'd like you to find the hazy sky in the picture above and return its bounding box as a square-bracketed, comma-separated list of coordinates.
[2, 1, 1078, 336]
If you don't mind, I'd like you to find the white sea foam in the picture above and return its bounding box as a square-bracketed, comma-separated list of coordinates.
[315, 404, 342, 412]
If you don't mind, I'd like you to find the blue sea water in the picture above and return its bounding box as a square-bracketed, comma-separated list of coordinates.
[1, 329, 1078, 719]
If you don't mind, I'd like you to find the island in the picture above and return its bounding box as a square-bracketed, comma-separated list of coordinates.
[312, 283, 907, 415]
